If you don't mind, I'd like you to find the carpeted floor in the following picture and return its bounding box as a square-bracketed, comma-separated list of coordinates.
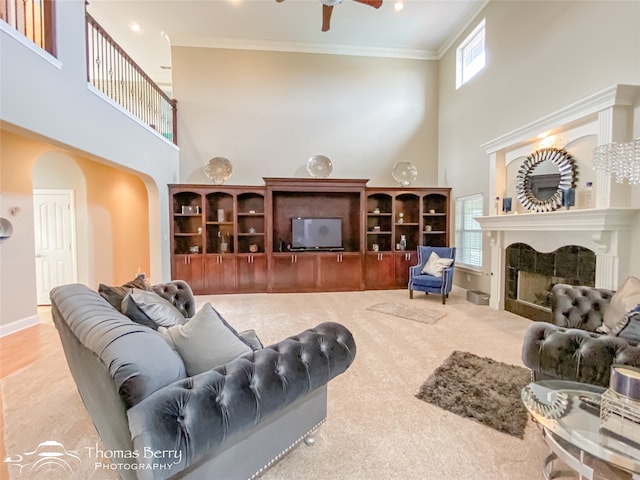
[415, 350, 531, 438]
[366, 302, 446, 324]
[3, 287, 629, 479]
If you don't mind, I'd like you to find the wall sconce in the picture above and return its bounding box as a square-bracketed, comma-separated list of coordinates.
[593, 138, 640, 185]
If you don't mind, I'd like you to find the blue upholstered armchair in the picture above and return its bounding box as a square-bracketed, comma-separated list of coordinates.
[408, 246, 456, 304]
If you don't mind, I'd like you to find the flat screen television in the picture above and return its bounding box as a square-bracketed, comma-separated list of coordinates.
[291, 217, 343, 250]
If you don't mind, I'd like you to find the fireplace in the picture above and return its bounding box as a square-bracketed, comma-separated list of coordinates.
[504, 243, 595, 321]
[475, 85, 639, 316]
[477, 208, 637, 314]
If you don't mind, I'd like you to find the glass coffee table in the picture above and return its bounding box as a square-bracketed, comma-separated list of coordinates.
[522, 380, 640, 480]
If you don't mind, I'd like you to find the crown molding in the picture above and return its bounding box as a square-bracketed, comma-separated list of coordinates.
[171, 35, 438, 60]
[437, 0, 489, 59]
[480, 84, 640, 154]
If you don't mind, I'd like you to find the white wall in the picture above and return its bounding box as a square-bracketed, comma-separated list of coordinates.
[0, 0, 179, 330]
[172, 47, 440, 187]
[438, 0, 640, 293]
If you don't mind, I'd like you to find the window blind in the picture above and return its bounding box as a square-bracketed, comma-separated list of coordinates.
[455, 194, 483, 268]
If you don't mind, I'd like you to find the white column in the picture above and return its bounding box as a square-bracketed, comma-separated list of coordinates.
[596, 106, 632, 208]
[488, 230, 505, 309]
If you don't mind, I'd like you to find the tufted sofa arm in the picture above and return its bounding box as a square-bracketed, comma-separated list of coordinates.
[151, 279, 196, 318]
[522, 322, 640, 387]
[127, 321, 356, 479]
[551, 284, 614, 331]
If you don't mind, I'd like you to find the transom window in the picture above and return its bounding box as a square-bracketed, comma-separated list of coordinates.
[455, 194, 483, 269]
[456, 19, 486, 89]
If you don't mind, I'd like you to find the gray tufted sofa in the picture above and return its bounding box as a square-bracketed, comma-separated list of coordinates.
[50, 281, 356, 480]
[521, 284, 640, 387]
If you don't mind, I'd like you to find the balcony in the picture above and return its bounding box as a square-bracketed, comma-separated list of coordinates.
[1, 0, 177, 144]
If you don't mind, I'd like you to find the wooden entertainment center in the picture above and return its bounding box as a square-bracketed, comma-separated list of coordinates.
[170, 178, 451, 294]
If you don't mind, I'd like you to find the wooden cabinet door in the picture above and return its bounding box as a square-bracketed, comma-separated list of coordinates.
[236, 254, 267, 292]
[271, 254, 318, 292]
[172, 255, 206, 294]
[319, 253, 363, 291]
[394, 251, 418, 288]
[204, 255, 236, 293]
[365, 252, 395, 290]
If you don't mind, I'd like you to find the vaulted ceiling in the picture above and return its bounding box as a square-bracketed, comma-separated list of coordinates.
[87, 0, 486, 90]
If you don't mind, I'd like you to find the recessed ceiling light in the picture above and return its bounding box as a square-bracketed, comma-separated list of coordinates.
[129, 22, 141, 33]
[394, 1, 404, 11]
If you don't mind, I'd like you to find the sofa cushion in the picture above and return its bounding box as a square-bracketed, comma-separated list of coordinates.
[602, 276, 640, 334]
[421, 251, 453, 277]
[238, 329, 263, 351]
[98, 276, 149, 310]
[121, 288, 186, 330]
[159, 303, 253, 376]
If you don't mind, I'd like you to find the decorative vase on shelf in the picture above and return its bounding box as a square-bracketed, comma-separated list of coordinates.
[392, 162, 418, 187]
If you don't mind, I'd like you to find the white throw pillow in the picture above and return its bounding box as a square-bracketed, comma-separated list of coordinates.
[421, 251, 454, 278]
[159, 303, 252, 376]
[602, 276, 640, 334]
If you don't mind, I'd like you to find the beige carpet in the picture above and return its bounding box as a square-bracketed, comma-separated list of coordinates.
[366, 302, 446, 324]
[2, 287, 631, 479]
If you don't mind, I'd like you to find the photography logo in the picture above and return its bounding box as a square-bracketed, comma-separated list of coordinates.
[4, 440, 82, 478]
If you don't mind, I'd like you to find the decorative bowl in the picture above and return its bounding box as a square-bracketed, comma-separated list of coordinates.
[205, 157, 233, 184]
[307, 155, 333, 178]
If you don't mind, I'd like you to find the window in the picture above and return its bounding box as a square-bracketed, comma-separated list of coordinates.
[456, 19, 486, 89]
[455, 194, 483, 269]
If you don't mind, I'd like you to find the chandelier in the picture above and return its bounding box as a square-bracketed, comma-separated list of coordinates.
[593, 138, 640, 185]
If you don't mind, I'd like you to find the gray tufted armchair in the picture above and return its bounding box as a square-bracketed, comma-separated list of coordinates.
[521, 284, 640, 387]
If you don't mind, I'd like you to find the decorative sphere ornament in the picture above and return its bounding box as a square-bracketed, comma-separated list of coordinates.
[392, 162, 418, 187]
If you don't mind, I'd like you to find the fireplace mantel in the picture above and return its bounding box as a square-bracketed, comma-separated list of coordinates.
[476, 208, 638, 233]
[476, 208, 639, 309]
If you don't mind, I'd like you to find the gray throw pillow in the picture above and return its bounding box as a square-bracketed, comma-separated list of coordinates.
[602, 276, 640, 334]
[98, 275, 149, 310]
[159, 303, 253, 376]
[121, 288, 185, 329]
[614, 308, 640, 344]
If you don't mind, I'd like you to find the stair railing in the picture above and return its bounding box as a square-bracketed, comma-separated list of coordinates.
[1, 0, 56, 56]
[86, 12, 177, 144]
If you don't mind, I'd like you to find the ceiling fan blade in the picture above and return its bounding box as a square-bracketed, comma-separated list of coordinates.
[322, 4, 334, 32]
[353, 0, 382, 8]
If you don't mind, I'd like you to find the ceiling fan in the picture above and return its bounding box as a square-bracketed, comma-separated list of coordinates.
[276, 0, 383, 32]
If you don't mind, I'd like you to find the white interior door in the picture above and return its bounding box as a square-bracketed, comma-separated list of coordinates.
[33, 189, 78, 305]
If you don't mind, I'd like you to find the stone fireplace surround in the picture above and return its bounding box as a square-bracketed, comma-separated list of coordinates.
[476, 84, 640, 311]
[505, 243, 596, 321]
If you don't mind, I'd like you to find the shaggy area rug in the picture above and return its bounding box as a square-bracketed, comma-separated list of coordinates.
[416, 350, 531, 438]
[366, 303, 446, 325]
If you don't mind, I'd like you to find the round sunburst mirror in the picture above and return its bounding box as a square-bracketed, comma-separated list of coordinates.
[516, 148, 577, 212]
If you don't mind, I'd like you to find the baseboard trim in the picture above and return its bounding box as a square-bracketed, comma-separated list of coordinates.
[0, 315, 39, 337]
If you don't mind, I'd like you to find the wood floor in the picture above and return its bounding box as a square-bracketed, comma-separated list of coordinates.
[0, 320, 55, 480]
